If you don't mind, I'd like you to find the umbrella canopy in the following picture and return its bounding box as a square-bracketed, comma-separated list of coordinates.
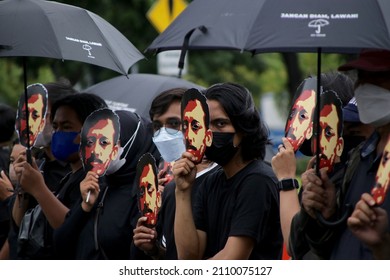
[147, 0, 390, 54]
[146, 0, 390, 172]
[84, 73, 204, 119]
[146, 0, 390, 226]
[0, 0, 144, 162]
[0, 0, 144, 75]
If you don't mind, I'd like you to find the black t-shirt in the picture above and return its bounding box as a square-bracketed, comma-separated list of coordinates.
[193, 159, 283, 260]
[157, 163, 220, 259]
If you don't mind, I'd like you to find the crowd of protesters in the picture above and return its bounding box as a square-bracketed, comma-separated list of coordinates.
[0, 49, 389, 260]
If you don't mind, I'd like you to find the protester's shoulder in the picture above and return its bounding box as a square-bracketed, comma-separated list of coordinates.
[244, 159, 278, 182]
[162, 180, 176, 200]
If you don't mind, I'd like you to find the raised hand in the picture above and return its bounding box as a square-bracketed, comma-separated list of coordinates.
[301, 168, 336, 219]
[80, 171, 99, 212]
[348, 193, 389, 247]
[272, 137, 297, 180]
[172, 151, 196, 192]
[133, 216, 158, 253]
[0, 170, 13, 201]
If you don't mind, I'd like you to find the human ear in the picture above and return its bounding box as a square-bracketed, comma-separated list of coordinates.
[233, 132, 243, 148]
[336, 137, 344, 157]
[110, 145, 119, 160]
[205, 129, 213, 147]
[306, 125, 313, 139]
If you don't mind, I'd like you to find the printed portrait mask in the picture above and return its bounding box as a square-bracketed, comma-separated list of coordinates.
[136, 153, 161, 227]
[15, 83, 48, 148]
[313, 90, 344, 174]
[181, 88, 212, 164]
[285, 77, 317, 152]
[80, 108, 120, 177]
[371, 135, 390, 205]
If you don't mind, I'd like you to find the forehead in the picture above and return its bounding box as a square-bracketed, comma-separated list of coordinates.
[11, 144, 25, 157]
[141, 163, 155, 179]
[320, 104, 340, 127]
[184, 100, 204, 115]
[28, 93, 42, 103]
[207, 100, 228, 120]
[153, 101, 181, 122]
[88, 119, 114, 133]
[53, 106, 82, 125]
[294, 90, 316, 108]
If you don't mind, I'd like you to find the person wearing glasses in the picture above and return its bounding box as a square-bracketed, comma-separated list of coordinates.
[133, 87, 219, 259]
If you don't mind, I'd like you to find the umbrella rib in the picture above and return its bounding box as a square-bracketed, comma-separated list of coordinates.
[34, 1, 65, 60]
[86, 10, 131, 74]
[373, 1, 390, 45]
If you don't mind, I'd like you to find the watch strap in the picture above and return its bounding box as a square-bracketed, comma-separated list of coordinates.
[278, 178, 299, 191]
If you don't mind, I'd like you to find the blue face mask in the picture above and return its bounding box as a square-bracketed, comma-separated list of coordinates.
[51, 131, 80, 162]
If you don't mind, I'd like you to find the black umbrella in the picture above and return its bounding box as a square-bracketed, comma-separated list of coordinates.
[148, 0, 390, 54]
[147, 0, 390, 226]
[146, 0, 390, 160]
[84, 73, 204, 119]
[0, 0, 144, 162]
[0, 0, 144, 75]
[147, 0, 390, 174]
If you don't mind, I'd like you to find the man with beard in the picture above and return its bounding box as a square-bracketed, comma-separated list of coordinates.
[16, 84, 48, 148]
[181, 89, 212, 164]
[80, 108, 120, 177]
[11, 93, 107, 259]
[285, 86, 316, 151]
[173, 83, 282, 260]
[137, 154, 161, 227]
[300, 49, 390, 259]
[315, 90, 344, 174]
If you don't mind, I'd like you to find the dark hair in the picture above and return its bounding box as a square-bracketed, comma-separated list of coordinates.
[321, 72, 354, 106]
[80, 108, 120, 147]
[17, 84, 48, 117]
[0, 104, 16, 143]
[356, 70, 390, 87]
[50, 93, 107, 124]
[316, 90, 343, 135]
[181, 88, 210, 129]
[204, 83, 270, 161]
[44, 81, 78, 107]
[149, 88, 186, 120]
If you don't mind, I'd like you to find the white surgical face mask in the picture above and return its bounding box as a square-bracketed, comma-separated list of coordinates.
[105, 119, 141, 175]
[152, 128, 185, 162]
[355, 83, 390, 128]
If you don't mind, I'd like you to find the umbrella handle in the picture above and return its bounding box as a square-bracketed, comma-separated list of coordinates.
[178, 26, 207, 78]
[26, 148, 32, 165]
[315, 204, 353, 228]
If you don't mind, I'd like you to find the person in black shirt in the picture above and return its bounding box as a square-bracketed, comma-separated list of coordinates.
[173, 83, 283, 259]
[54, 111, 160, 259]
[11, 93, 107, 259]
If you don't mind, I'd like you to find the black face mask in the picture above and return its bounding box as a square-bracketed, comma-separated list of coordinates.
[205, 132, 239, 166]
[340, 135, 366, 163]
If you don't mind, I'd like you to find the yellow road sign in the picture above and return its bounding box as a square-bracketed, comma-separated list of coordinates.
[147, 0, 187, 33]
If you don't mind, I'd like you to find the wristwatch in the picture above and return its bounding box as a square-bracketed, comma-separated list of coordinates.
[278, 178, 299, 191]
